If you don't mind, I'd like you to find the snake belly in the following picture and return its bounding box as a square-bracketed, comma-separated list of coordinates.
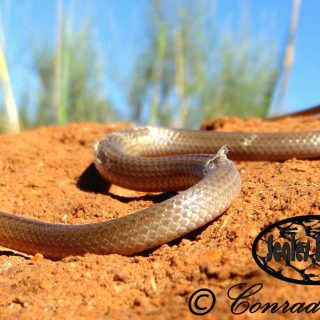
[0, 126, 320, 259]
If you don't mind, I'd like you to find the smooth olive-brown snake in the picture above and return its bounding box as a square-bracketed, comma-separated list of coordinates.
[0, 126, 320, 259]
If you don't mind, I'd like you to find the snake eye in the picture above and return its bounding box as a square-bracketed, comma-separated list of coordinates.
[204, 157, 215, 176]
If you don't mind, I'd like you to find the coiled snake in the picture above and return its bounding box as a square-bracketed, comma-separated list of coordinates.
[0, 126, 319, 258]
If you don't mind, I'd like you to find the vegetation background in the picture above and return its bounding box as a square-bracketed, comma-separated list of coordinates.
[0, 0, 300, 132]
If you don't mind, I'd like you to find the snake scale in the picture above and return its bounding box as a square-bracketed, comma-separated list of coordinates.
[0, 126, 320, 259]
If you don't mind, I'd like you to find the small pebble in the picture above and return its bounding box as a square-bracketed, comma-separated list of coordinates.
[113, 272, 128, 283]
[31, 253, 44, 262]
[39, 280, 51, 290]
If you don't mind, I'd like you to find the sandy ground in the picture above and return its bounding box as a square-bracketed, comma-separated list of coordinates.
[0, 116, 319, 319]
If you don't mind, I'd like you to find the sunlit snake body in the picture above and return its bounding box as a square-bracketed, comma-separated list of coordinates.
[0, 126, 320, 259]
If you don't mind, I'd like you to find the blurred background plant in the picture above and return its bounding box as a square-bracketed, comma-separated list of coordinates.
[19, 2, 116, 130]
[129, 0, 280, 127]
[0, 0, 300, 132]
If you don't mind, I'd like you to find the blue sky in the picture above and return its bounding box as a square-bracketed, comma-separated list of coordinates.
[0, 0, 319, 121]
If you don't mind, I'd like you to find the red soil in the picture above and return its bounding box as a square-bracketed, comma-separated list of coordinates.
[0, 116, 319, 319]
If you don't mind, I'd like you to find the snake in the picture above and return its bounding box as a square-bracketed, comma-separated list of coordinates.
[0, 126, 320, 259]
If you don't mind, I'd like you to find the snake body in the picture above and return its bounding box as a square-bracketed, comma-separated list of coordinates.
[0, 126, 320, 259]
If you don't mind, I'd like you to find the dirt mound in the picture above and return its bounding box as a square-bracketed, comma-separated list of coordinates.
[0, 117, 319, 319]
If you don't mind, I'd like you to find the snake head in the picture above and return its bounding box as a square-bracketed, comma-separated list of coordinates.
[204, 145, 230, 174]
